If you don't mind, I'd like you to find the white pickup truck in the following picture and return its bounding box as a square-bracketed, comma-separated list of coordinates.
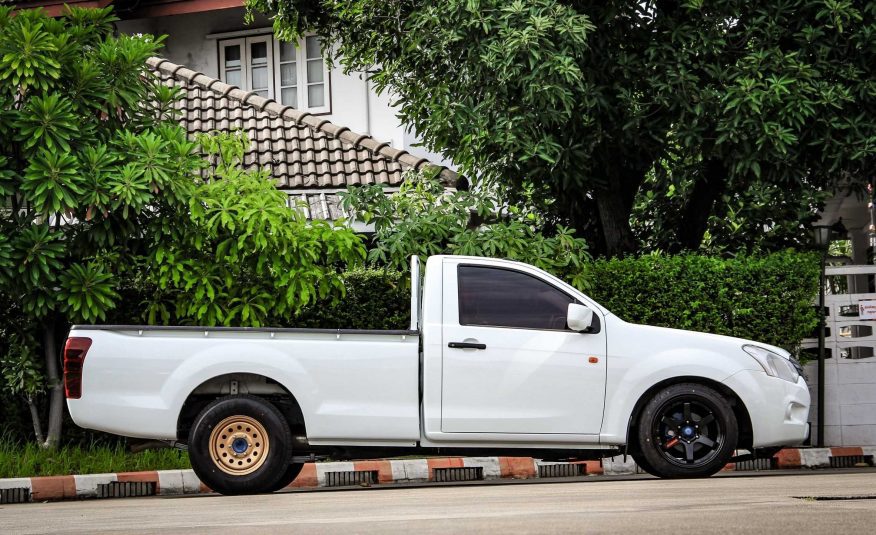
[64, 255, 810, 494]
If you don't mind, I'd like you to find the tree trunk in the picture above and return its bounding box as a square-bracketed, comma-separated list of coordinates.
[41, 316, 63, 449]
[27, 396, 45, 444]
[596, 183, 637, 257]
[672, 158, 728, 252]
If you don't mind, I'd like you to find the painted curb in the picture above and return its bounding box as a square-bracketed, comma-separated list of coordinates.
[2, 447, 873, 503]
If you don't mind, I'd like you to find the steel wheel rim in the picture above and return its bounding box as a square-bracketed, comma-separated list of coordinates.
[209, 415, 270, 475]
[652, 397, 724, 468]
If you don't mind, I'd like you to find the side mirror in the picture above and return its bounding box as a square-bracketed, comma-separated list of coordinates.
[567, 303, 594, 333]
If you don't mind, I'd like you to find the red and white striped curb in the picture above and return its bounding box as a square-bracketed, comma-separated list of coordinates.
[1, 447, 873, 502]
[0, 457, 599, 501]
[770, 446, 876, 470]
[0, 470, 205, 501]
[598, 446, 876, 475]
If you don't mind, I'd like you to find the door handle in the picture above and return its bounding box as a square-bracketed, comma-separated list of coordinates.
[448, 342, 487, 350]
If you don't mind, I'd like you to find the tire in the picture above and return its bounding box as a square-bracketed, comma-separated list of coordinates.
[631, 452, 658, 477]
[188, 395, 293, 495]
[635, 383, 738, 479]
[268, 463, 305, 492]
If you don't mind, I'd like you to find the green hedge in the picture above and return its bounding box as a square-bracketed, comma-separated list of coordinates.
[586, 251, 820, 353]
[291, 269, 412, 330]
[295, 252, 819, 354]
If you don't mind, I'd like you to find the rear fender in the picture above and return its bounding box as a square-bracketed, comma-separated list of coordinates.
[165, 344, 316, 432]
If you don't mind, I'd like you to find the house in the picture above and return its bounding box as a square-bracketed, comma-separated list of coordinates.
[147, 56, 459, 227]
[14, 0, 461, 222]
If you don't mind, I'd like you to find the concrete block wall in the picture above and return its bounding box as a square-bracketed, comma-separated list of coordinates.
[805, 358, 876, 446]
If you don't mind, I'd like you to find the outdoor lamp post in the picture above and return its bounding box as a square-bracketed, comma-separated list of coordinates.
[812, 224, 832, 448]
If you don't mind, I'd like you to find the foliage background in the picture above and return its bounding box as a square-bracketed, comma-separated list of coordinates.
[292, 251, 821, 353]
[247, 0, 876, 257]
[293, 269, 411, 330]
[0, 5, 828, 455]
[587, 252, 821, 351]
[0, 8, 364, 448]
[340, 172, 592, 290]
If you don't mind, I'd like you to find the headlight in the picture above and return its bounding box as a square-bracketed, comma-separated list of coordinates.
[742, 345, 800, 383]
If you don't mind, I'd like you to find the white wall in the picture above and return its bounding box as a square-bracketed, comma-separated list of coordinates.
[116, 8, 454, 168]
[802, 262, 876, 447]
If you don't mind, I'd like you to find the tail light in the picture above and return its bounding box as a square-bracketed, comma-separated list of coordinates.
[63, 337, 92, 399]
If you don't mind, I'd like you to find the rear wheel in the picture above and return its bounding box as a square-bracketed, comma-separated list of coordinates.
[188, 395, 293, 495]
[268, 463, 305, 492]
[635, 383, 737, 478]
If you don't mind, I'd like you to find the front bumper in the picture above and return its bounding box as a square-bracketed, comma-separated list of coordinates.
[722, 368, 811, 448]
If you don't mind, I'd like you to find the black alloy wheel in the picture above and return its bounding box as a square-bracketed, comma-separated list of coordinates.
[635, 383, 738, 478]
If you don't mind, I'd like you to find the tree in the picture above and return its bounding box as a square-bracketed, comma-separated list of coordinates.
[341, 171, 591, 290]
[144, 132, 366, 328]
[247, 0, 876, 256]
[0, 6, 200, 447]
[0, 7, 365, 446]
[630, 156, 833, 255]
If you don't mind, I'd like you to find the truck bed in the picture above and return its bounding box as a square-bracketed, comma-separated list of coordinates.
[67, 325, 421, 444]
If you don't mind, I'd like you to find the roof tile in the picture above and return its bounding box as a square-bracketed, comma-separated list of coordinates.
[146, 56, 459, 213]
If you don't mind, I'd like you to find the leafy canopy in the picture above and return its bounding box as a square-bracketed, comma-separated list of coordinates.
[0, 5, 200, 446]
[144, 132, 366, 327]
[0, 6, 198, 324]
[341, 172, 591, 290]
[0, 7, 366, 445]
[248, 0, 876, 256]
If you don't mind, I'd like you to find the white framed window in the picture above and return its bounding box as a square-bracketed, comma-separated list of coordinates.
[218, 33, 330, 114]
[220, 36, 274, 99]
[273, 35, 330, 113]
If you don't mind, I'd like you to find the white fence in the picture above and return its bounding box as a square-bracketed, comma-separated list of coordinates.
[800, 264, 876, 446]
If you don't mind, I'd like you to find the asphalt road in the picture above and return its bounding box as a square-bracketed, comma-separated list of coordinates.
[2, 470, 875, 534]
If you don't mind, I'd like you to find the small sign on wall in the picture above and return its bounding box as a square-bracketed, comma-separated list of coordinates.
[859, 299, 876, 320]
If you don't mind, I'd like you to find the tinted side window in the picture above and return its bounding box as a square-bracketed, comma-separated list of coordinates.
[457, 265, 575, 330]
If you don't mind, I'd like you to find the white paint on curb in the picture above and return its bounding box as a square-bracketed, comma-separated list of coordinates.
[463, 457, 502, 479]
[73, 473, 118, 498]
[389, 459, 429, 483]
[602, 455, 638, 475]
[0, 477, 32, 491]
[157, 469, 201, 495]
[181, 469, 202, 493]
[157, 470, 184, 495]
[799, 448, 831, 468]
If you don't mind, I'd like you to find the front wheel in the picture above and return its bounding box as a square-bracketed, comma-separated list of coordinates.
[188, 395, 293, 495]
[635, 383, 738, 478]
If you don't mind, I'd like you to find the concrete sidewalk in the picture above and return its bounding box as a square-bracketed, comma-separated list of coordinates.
[1, 446, 873, 503]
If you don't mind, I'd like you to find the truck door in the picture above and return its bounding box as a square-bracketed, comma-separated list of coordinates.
[441, 260, 607, 434]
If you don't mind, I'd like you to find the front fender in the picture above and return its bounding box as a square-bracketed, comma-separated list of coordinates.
[599, 348, 742, 443]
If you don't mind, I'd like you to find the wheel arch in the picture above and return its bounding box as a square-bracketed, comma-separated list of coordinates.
[624, 376, 753, 453]
[176, 372, 307, 443]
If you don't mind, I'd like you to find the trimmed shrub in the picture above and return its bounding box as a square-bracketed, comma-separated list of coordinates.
[291, 269, 411, 330]
[586, 251, 820, 353]
[291, 252, 819, 355]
